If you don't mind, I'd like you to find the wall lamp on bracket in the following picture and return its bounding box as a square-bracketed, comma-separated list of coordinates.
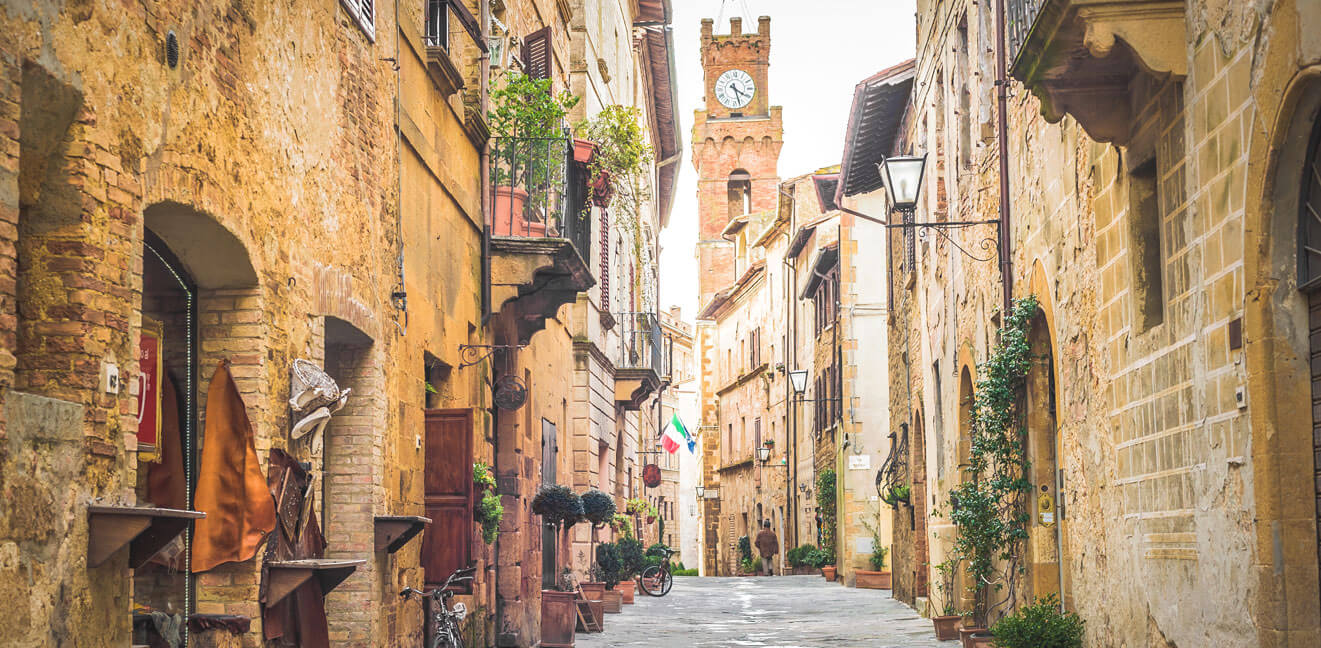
[880, 154, 1001, 263]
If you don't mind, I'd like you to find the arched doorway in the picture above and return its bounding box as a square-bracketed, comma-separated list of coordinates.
[1295, 102, 1321, 613]
[1024, 309, 1066, 606]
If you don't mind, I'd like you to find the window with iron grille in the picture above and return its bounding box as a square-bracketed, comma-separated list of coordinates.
[341, 0, 375, 40]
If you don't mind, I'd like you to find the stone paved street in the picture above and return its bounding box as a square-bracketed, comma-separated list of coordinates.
[576, 575, 952, 647]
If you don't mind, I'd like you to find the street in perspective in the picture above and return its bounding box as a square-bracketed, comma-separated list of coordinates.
[3, 0, 1321, 646]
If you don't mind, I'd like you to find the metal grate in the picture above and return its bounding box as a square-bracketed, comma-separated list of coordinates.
[1005, 0, 1047, 66]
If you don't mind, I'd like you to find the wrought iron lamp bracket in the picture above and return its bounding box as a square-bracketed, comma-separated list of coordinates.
[458, 344, 525, 369]
[886, 218, 1001, 263]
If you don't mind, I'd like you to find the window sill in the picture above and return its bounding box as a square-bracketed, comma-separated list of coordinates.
[426, 45, 466, 99]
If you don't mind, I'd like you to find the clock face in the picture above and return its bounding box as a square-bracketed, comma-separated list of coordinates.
[714, 69, 755, 109]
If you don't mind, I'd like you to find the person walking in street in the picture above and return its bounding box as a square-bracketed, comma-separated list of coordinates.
[755, 519, 779, 576]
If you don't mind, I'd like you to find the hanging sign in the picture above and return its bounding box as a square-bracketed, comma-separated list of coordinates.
[642, 464, 662, 488]
[136, 319, 164, 462]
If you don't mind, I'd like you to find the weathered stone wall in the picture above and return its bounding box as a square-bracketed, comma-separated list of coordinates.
[890, 0, 1321, 644]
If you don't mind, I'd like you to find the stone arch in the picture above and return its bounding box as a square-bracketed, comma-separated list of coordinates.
[1244, 64, 1321, 639]
[144, 201, 258, 289]
[1022, 259, 1068, 606]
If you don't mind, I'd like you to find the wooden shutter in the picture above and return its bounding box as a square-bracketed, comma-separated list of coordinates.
[422, 409, 474, 591]
[522, 27, 551, 80]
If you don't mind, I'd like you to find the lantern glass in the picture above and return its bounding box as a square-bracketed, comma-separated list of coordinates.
[695, 486, 705, 498]
[756, 446, 771, 463]
[788, 369, 809, 395]
[879, 155, 926, 210]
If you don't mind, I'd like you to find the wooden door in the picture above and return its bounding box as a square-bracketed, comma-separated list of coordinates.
[422, 409, 473, 590]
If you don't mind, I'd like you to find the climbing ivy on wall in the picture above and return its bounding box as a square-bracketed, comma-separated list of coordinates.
[947, 295, 1039, 628]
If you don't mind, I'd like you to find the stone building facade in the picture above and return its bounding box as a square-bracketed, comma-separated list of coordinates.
[0, 1, 678, 647]
[850, 0, 1321, 645]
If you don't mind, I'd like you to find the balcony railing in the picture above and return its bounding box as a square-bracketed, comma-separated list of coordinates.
[617, 312, 665, 375]
[489, 135, 591, 262]
[425, 0, 484, 53]
[1005, 0, 1047, 65]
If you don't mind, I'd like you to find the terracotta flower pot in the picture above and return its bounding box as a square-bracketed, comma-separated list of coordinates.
[491, 186, 548, 237]
[821, 565, 837, 581]
[959, 627, 987, 648]
[932, 615, 961, 640]
[602, 589, 622, 613]
[645, 515, 656, 524]
[854, 570, 892, 589]
[580, 582, 606, 601]
[614, 579, 635, 604]
[969, 632, 994, 648]
[572, 138, 598, 163]
[590, 170, 614, 207]
[540, 590, 577, 648]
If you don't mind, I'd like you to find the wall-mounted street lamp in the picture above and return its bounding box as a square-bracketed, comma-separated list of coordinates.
[788, 369, 808, 395]
[756, 445, 772, 463]
[695, 485, 705, 499]
[880, 154, 1000, 263]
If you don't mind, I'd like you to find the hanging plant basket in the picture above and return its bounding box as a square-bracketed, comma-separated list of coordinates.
[590, 169, 614, 208]
[572, 138, 598, 163]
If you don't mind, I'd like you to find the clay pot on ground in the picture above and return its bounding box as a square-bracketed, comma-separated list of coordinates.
[540, 590, 577, 648]
[853, 570, 892, 589]
[602, 589, 622, 613]
[491, 186, 547, 237]
[579, 582, 606, 601]
[959, 627, 988, 648]
[821, 565, 837, 581]
[614, 579, 636, 604]
[931, 615, 961, 640]
[968, 632, 994, 648]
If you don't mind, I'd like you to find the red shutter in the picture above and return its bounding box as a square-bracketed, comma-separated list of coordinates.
[422, 409, 474, 591]
[522, 27, 551, 80]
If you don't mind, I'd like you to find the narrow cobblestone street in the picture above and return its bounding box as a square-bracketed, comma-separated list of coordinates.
[577, 576, 949, 647]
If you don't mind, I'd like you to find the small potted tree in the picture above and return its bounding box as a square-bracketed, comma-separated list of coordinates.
[931, 560, 963, 640]
[615, 537, 644, 603]
[579, 489, 615, 601]
[575, 104, 653, 211]
[594, 542, 623, 613]
[532, 485, 584, 647]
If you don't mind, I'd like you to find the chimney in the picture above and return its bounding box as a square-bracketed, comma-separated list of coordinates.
[670, 305, 682, 321]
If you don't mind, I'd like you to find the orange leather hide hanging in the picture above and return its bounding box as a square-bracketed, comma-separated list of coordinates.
[191, 362, 277, 573]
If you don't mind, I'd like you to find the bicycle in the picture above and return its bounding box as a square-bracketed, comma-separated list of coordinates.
[638, 547, 675, 597]
[401, 565, 477, 648]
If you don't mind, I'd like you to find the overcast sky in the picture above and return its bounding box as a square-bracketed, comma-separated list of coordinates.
[658, 1, 916, 320]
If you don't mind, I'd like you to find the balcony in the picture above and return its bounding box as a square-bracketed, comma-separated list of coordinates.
[423, 0, 485, 99]
[614, 312, 665, 410]
[1006, 0, 1186, 145]
[487, 135, 594, 344]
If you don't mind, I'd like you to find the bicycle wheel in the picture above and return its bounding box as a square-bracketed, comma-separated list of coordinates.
[639, 566, 673, 597]
[437, 619, 464, 648]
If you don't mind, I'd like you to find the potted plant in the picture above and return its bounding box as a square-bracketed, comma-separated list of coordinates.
[615, 537, 644, 603]
[817, 549, 837, 582]
[881, 482, 911, 507]
[575, 105, 653, 211]
[931, 560, 963, 640]
[989, 594, 1084, 648]
[594, 543, 623, 613]
[786, 544, 817, 575]
[487, 72, 580, 236]
[815, 469, 837, 581]
[854, 545, 890, 589]
[541, 570, 579, 648]
[579, 489, 615, 600]
[532, 484, 584, 529]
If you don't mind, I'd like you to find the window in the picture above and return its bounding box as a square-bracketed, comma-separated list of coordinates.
[728, 170, 752, 219]
[749, 327, 761, 368]
[341, 0, 375, 40]
[1128, 157, 1164, 331]
[522, 27, 551, 80]
[812, 270, 839, 335]
[425, 0, 449, 50]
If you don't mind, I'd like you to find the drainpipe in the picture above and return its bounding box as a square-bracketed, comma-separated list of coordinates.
[777, 184, 798, 550]
[994, 0, 1012, 316]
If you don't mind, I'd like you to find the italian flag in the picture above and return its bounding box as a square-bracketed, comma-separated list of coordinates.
[661, 413, 696, 454]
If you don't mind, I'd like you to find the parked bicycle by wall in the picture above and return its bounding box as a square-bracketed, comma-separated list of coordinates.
[401, 565, 477, 648]
[639, 547, 676, 597]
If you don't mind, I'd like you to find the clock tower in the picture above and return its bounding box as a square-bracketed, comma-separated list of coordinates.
[693, 15, 783, 309]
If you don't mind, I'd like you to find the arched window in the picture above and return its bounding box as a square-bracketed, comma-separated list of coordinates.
[1299, 117, 1321, 290]
[728, 169, 752, 219]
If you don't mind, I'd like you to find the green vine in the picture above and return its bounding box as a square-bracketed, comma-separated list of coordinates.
[946, 295, 1039, 627]
[816, 469, 837, 559]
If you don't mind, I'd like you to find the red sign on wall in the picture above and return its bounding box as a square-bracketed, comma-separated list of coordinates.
[137, 322, 163, 462]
